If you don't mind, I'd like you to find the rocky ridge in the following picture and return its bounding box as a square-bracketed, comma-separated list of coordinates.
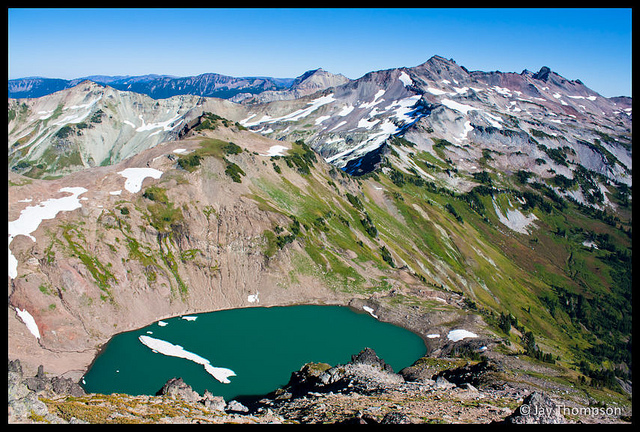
[9, 347, 631, 424]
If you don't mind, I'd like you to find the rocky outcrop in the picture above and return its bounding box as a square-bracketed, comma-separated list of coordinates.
[275, 348, 404, 399]
[8, 359, 86, 424]
[502, 391, 567, 424]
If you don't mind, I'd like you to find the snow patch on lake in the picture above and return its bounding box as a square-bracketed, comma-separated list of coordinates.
[138, 335, 236, 384]
[8, 187, 87, 279]
[447, 329, 478, 342]
[117, 167, 163, 193]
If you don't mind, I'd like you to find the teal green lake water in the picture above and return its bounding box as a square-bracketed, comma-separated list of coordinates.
[81, 305, 426, 401]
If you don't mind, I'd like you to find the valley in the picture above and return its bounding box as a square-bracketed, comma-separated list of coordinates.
[8, 56, 632, 423]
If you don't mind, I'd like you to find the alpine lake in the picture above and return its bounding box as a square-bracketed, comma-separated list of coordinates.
[81, 305, 427, 402]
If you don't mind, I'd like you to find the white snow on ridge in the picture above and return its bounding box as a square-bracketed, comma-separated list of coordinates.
[241, 94, 336, 128]
[8, 187, 88, 279]
[117, 167, 163, 193]
[398, 71, 412, 87]
[138, 335, 236, 384]
[136, 114, 183, 133]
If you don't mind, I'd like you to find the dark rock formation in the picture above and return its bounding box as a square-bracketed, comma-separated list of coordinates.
[156, 377, 201, 402]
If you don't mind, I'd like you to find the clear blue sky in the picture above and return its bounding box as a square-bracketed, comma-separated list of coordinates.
[8, 8, 632, 97]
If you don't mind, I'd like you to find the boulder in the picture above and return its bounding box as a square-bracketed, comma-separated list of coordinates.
[202, 390, 226, 412]
[226, 400, 249, 413]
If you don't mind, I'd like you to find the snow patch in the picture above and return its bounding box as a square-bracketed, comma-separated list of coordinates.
[8, 187, 87, 279]
[16, 308, 41, 339]
[338, 105, 354, 116]
[360, 89, 386, 109]
[362, 305, 378, 319]
[447, 329, 478, 342]
[441, 99, 477, 115]
[135, 114, 183, 133]
[117, 167, 163, 193]
[398, 71, 412, 87]
[248, 292, 260, 303]
[260, 145, 288, 157]
[241, 94, 336, 127]
[492, 198, 538, 234]
[426, 87, 449, 96]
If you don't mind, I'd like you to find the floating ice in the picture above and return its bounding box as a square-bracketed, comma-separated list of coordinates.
[181, 316, 197, 321]
[138, 335, 236, 384]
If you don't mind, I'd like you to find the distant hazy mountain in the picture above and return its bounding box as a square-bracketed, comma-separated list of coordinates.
[8, 72, 297, 100]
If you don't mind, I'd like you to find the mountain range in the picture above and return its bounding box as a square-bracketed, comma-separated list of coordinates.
[8, 55, 633, 423]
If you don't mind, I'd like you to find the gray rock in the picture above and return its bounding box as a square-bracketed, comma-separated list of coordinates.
[226, 400, 249, 413]
[503, 391, 566, 424]
[380, 411, 412, 424]
[435, 376, 455, 389]
[202, 390, 226, 412]
[157, 377, 201, 402]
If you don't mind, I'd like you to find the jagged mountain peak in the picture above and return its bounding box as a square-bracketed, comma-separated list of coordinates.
[532, 66, 552, 81]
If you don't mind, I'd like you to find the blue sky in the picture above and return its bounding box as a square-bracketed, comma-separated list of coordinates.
[8, 8, 632, 97]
